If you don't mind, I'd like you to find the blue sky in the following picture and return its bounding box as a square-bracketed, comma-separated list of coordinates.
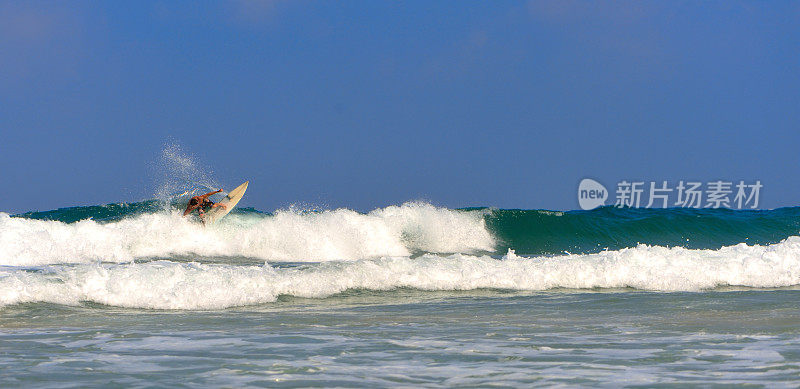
[1, 1, 798, 213]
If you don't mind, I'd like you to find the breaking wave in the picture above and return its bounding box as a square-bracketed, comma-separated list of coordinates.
[2, 236, 800, 309]
[1, 202, 495, 266]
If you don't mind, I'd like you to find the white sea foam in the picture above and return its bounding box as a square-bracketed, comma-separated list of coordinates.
[1, 237, 799, 309]
[0, 202, 495, 266]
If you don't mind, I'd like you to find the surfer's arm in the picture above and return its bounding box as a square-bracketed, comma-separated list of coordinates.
[198, 189, 224, 199]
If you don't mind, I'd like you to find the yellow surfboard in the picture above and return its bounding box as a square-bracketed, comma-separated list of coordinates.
[203, 181, 249, 225]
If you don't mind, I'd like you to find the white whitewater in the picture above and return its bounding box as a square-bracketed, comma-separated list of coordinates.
[2, 236, 799, 309]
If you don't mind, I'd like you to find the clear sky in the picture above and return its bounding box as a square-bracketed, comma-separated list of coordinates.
[1, 1, 798, 213]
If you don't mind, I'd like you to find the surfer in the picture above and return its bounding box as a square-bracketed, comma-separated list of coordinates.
[183, 189, 227, 218]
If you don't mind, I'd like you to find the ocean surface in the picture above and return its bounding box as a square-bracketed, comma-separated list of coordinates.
[2, 201, 800, 387]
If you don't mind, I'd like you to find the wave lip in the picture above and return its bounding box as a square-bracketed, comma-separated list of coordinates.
[2, 236, 799, 310]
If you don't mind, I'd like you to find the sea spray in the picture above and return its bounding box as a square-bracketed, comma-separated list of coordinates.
[151, 142, 222, 204]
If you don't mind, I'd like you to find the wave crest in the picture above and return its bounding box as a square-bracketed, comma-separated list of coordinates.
[0, 202, 495, 266]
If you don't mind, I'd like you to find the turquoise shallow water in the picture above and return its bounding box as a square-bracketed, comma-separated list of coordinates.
[2, 290, 800, 387]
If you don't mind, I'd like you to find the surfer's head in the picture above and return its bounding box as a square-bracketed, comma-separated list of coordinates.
[189, 198, 199, 206]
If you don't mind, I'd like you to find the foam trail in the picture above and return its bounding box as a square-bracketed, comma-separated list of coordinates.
[2, 237, 799, 309]
[0, 203, 495, 266]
